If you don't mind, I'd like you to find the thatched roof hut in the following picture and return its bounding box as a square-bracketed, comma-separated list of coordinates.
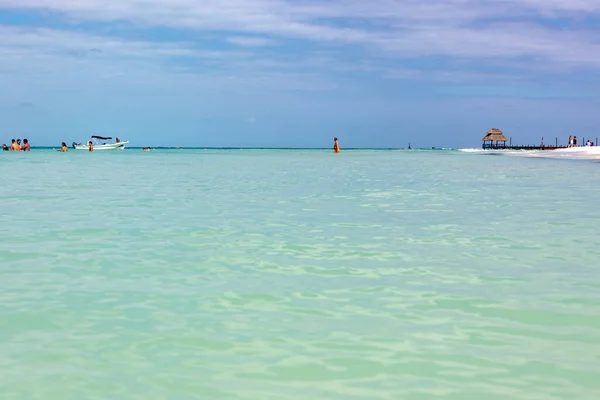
[482, 128, 508, 143]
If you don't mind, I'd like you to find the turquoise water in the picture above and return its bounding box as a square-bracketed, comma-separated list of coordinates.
[1, 149, 599, 399]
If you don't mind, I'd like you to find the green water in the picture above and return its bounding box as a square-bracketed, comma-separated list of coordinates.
[1, 150, 599, 399]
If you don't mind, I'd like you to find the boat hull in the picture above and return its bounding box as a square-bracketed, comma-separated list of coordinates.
[74, 141, 128, 150]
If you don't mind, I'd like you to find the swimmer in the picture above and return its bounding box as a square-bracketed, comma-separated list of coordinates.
[2, 143, 8, 151]
[333, 137, 340, 153]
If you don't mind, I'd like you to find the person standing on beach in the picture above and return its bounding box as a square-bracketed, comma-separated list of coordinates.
[568, 135, 573, 147]
[22, 139, 30, 151]
[573, 136, 578, 147]
[333, 137, 340, 153]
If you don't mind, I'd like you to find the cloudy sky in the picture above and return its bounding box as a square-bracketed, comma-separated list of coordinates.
[1, 0, 599, 148]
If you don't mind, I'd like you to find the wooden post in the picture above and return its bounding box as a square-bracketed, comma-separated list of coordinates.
[555, 137, 558, 147]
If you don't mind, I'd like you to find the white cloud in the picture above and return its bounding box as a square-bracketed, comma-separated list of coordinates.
[227, 36, 276, 47]
[1, 0, 600, 89]
[0, 25, 197, 59]
[0, 0, 598, 70]
[0, 24, 345, 98]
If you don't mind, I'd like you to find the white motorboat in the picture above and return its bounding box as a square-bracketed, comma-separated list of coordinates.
[73, 136, 128, 150]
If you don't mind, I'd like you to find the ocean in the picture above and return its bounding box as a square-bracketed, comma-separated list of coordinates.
[1, 149, 599, 399]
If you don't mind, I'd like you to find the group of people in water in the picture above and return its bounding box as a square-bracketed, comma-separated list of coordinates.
[568, 135, 595, 147]
[2, 138, 30, 151]
[3, 140, 92, 152]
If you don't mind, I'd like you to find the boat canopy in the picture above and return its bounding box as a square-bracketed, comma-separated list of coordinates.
[91, 135, 112, 140]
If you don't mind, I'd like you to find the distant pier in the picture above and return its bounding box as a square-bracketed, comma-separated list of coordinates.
[481, 128, 597, 150]
[483, 144, 567, 151]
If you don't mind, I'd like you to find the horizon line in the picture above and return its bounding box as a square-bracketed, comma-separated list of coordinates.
[29, 146, 454, 150]
[24, 146, 458, 151]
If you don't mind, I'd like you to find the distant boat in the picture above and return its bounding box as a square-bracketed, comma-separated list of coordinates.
[72, 136, 128, 150]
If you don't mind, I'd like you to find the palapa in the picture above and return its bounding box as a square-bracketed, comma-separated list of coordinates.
[482, 128, 508, 142]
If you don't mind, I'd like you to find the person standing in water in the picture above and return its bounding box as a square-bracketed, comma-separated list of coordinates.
[333, 137, 340, 153]
[60, 142, 68, 152]
[22, 139, 30, 151]
[88, 141, 94, 152]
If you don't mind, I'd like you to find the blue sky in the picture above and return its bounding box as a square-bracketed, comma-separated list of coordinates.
[1, 0, 600, 148]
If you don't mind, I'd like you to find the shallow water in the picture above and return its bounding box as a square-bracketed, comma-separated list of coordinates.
[1, 149, 599, 399]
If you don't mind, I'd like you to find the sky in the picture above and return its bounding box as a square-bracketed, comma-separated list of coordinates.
[1, 0, 600, 148]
